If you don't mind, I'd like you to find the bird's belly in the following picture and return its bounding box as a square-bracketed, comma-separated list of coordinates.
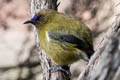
[43, 41, 80, 66]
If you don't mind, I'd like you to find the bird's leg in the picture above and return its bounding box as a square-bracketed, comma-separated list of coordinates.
[49, 65, 70, 74]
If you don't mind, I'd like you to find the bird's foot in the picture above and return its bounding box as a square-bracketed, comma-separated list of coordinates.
[49, 66, 70, 74]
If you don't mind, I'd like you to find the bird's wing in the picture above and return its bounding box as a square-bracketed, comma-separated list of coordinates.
[48, 31, 94, 58]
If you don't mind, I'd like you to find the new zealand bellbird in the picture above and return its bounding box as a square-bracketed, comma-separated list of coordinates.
[24, 9, 94, 66]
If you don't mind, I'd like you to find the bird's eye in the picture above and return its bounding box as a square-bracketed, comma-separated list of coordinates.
[38, 15, 42, 20]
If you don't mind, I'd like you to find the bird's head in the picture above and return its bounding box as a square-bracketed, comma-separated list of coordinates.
[24, 9, 56, 28]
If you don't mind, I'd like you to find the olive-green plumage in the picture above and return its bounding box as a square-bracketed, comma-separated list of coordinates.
[24, 9, 94, 66]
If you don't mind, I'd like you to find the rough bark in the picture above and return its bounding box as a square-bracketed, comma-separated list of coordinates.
[89, 30, 120, 80]
[78, 15, 120, 80]
[30, 0, 70, 80]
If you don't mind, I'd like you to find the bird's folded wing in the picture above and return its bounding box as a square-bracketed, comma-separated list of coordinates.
[48, 31, 94, 58]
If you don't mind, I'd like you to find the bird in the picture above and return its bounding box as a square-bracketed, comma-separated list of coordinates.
[24, 9, 94, 67]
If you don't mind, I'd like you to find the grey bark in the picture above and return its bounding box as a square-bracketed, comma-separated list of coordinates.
[78, 15, 120, 80]
[30, 0, 70, 80]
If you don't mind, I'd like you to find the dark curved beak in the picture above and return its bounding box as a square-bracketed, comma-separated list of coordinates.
[24, 20, 34, 24]
[24, 15, 39, 24]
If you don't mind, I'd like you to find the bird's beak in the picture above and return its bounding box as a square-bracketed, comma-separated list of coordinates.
[24, 20, 34, 24]
[24, 15, 38, 24]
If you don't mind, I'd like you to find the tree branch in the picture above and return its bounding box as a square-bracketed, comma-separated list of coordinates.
[30, 0, 70, 80]
[78, 14, 120, 80]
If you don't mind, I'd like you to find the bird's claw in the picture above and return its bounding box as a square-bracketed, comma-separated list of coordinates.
[49, 66, 69, 74]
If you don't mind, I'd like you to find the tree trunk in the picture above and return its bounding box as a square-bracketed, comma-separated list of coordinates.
[30, 0, 70, 80]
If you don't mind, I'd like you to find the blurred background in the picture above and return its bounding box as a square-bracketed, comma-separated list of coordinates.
[0, 0, 119, 80]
